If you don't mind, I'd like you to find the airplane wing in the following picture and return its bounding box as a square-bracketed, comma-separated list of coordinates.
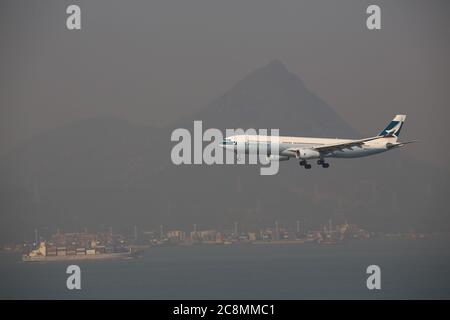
[285, 136, 383, 157]
[310, 136, 383, 153]
[285, 137, 417, 156]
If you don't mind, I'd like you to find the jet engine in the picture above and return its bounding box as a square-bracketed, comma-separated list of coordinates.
[296, 148, 320, 159]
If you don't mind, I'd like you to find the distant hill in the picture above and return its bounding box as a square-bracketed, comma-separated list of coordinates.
[171, 59, 357, 138]
[0, 60, 447, 242]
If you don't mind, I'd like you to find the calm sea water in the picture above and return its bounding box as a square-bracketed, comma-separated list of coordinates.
[1, 237, 449, 299]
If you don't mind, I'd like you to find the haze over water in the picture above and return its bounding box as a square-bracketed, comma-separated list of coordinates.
[1, 237, 449, 299]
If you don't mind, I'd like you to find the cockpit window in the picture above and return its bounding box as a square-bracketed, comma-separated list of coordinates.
[221, 139, 236, 145]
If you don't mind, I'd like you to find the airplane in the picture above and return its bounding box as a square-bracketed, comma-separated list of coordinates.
[220, 115, 416, 169]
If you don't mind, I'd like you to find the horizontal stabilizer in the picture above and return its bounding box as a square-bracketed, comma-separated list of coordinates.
[386, 140, 418, 149]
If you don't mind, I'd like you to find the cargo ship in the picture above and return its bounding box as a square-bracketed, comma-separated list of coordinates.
[22, 242, 135, 262]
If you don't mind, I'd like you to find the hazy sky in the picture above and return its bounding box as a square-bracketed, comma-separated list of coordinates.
[1, 0, 449, 167]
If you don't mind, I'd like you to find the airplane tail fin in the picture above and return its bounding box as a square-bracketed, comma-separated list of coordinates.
[378, 115, 406, 138]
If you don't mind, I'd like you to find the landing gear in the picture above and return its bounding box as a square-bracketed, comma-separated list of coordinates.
[299, 160, 312, 169]
[317, 159, 330, 168]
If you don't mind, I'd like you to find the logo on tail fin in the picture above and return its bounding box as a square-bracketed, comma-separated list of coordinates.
[378, 115, 406, 137]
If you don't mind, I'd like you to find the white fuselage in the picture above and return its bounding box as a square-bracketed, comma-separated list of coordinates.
[223, 135, 397, 159]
